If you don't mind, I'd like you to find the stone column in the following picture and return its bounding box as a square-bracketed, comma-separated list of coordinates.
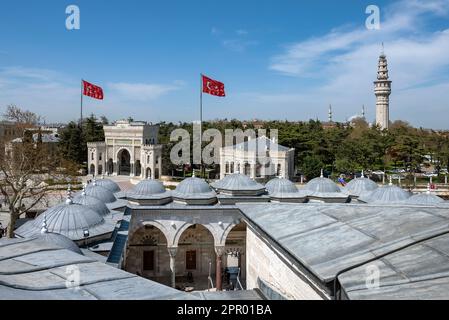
[250, 163, 256, 179]
[167, 247, 178, 288]
[113, 162, 118, 176]
[215, 246, 225, 291]
[130, 162, 135, 177]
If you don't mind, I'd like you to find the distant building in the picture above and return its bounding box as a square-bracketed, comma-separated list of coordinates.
[219, 135, 295, 180]
[87, 119, 162, 178]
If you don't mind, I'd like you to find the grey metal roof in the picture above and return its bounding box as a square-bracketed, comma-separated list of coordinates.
[0, 238, 195, 300]
[172, 176, 217, 201]
[225, 135, 291, 152]
[84, 184, 117, 203]
[15, 201, 115, 241]
[358, 184, 411, 204]
[237, 202, 449, 289]
[73, 192, 111, 216]
[343, 177, 378, 197]
[95, 178, 121, 193]
[338, 233, 449, 300]
[211, 174, 266, 196]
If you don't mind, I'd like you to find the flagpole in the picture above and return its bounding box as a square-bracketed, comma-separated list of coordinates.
[200, 73, 203, 178]
[80, 79, 83, 128]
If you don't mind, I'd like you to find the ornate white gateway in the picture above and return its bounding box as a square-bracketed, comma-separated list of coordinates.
[87, 120, 162, 178]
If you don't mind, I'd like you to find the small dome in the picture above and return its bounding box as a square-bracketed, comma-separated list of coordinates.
[37, 232, 83, 255]
[16, 201, 105, 241]
[407, 190, 445, 205]
[306, 177, 341, 193]
[359, 184, 411, 203]
[130, 179, 166, 195]
[265, 177, 298, 194]
[172, 175, 217, 204]
[85, 183, 116, 203]
[212, 173, 266, 196]
[174, 176, 215, 195]
[73, 191, 110, 216]
[344, 176, 378, 197]
[95, 178, 121, 193]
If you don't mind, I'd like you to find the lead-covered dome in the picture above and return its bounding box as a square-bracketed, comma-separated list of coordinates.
[73, 189, 110, 216]
[265, 177, 309, 203]
[130, 179, 167, 195]
[95, 177, 121, 193]
[344, 176, 378, 197]
[211, 173, 265, 196]
[35, 216, 83, 255]
[306, 174, 341, 193]
[265, 177, 298, 194]
[126, 179, 172, 205]
[358, 181, 411, 204]
[172, 174, 217, 205]
[16, 197, 107, 241]
[406, 187, 445, 205]
[85, 182, 116, 203]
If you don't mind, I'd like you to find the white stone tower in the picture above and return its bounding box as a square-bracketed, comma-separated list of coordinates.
[374, 45, 392, 130]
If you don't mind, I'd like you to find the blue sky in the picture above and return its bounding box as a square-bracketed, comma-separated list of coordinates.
[1, 0, 449, 128]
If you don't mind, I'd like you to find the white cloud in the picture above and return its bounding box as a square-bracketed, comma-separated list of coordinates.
[264, 0, 449, 128]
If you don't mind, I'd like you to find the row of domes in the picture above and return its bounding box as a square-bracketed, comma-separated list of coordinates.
[16, 178, 122, 247]
[127, 171, 446, 205]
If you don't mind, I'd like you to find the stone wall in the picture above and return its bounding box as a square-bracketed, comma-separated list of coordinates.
[246, 226, 326, 300]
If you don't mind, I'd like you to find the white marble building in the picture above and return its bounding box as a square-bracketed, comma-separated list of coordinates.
[87, 120, 162, 178]
[219, 136, 295, 180]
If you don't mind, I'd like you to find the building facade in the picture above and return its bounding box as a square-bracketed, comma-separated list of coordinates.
[87, 120, 162, 178]
[374, 49, 392, 130]
[219, 136, 295, 180]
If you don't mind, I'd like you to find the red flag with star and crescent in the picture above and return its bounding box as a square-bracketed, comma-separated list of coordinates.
[82, 80, 104, 100]
[202, 75, 225, 97]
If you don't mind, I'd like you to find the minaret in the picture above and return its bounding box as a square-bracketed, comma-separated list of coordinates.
[328, 104, 333, 123]
[374, 43, 392, 130]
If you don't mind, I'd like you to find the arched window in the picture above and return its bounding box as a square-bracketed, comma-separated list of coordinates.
[91, 152, 94, 161]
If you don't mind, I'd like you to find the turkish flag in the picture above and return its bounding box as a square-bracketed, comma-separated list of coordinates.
[83, 80, 104, 100]
[202, 75, 225, 97]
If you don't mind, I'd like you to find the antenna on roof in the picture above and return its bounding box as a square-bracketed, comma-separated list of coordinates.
[192, 170, 196, 178]
[389, 175, 393, 186]
[361, 170, 365, 178]
[427, 183, 431, 194]
[41, 214, 48, 234]
[320, 169, 324, 178]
